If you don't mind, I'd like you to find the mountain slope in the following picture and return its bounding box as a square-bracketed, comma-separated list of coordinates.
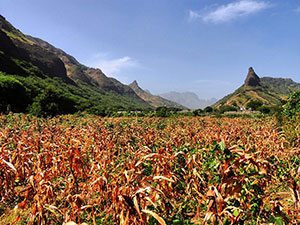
[129, 80, 185, 108]
[0, 15, 73, 83]
[0, 15, 151, 114]
[26, 35, 140, 97]
[215, 67, 300, 108]
[159, 91, 217, 109]
[260, 77, 300, 96]
[26, 35, 93, 84]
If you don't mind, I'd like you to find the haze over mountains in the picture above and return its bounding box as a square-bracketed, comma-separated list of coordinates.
[159, 92, 217, 109]
[29, 34, 185, 109]
[1, 14, 300, 114]
[0, 14, 186, 114]
[129, 80, 184, 108]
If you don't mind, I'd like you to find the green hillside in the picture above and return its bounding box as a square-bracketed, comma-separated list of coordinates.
[0, 15, 152, 116]
[26, 35, 141, 97]
[215, 67, 300, 108]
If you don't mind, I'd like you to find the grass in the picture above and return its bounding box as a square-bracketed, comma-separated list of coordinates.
[2, 28, 34, 45]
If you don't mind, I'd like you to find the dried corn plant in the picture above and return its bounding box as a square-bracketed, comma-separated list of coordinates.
[0, 114, 299, 224]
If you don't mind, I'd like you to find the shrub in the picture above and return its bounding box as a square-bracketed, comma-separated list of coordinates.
[85, 106, 108, 117]
[204, 106, 213, 113]
[29, 87, 77, 117]
[0, 74, 29, 112]
[219, 105, 238, 113]
[281, 91, 300, 147]
[246, 100, 263, 110]
[281, 116, 300, 147]
[193, 109, 204, 116]
[282, 91, 300, 117]
[257, 105, 271, 114]
[155, 106, 170, 117]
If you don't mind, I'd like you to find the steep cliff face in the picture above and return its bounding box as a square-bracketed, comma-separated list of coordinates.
[26, 35, 93, 84]
[0, 15, 72, 83]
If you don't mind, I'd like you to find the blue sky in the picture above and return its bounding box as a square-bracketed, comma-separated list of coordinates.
[1, 0, 300, 99]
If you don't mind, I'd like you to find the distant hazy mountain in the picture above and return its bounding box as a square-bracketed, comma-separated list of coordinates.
[129, 80, 185, 108]
[214, 67, 300, 108]
[159, 91, 217, 109]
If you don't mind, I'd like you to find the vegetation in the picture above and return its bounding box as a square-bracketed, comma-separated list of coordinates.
[0, 16, 154, 116]
[0, 72, 152, 116]
[218, 105, 238, 113]
[282, 91, 300, 117]
[246, 99, 263, 110]
[280, 91, 300, 146]
[203, 106, 213, 113]
[1, 13, 300, 225]
[215, 76, 300, 109]
[0, 74, 29, 112]
[0, 115, 300, 224]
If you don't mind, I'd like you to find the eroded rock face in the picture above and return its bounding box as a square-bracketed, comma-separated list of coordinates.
[244, 67, 260, 86]
[0, 15, 72, 83]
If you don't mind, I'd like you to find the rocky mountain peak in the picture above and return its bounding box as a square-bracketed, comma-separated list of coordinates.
[244, 67, 260, 86]
[129, 80, 141, 90]
[130, 80, 138, 87]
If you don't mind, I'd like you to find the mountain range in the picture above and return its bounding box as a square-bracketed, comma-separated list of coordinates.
[0, 14, 299, 115]
[129, 80, 184, 108]
[215, 67, 300, 108]
[0, 14, 184, 115]
[159, 92, 217, 109]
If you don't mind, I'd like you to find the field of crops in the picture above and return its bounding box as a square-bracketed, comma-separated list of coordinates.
[0, 114, 300, 224]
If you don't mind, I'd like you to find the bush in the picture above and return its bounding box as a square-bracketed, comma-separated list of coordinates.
[204, 106, 213, 113]
[155, 106, 170, 117]
[282, 91, 300, 117]
[85, 106, 108, 117]
[219, 105, 238, 114]
[281, 116, 300, 147]
[0, 74, 29, 112]
[29, 87, 77, 117]
[193, 109, 204, 116]
[280, 91, 300, 147]
[246, 100, 263, 110]
[257, 105, 271, 114]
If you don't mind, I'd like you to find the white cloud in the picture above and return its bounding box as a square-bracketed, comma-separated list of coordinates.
[191, 0, 271, 24]
[91, 56, 138, 76]
[296, 6, 300, 13]
[188, 10, 202, 20]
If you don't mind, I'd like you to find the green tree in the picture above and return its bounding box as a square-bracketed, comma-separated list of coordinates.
[0, 74, 29, 112]
[280, 91, 300, 146]
[204, 106, 213, 113]
[246, 100, 263, 110]
[155, 106, 170, 117]
[29, 87, 77, 117]
[219, 105, 238, 113]
[282, 91, 300, 117]
[257, 105, 271, 114]
[193, 109, 204, 116]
